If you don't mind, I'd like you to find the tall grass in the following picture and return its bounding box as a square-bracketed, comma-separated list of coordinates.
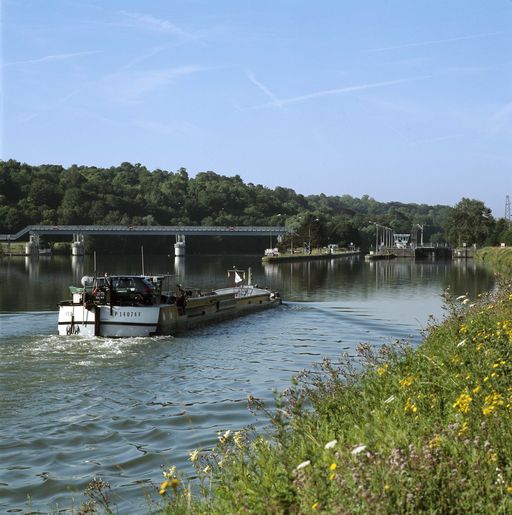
[155, 279, 512, 514]
[476, 247, 512, 276]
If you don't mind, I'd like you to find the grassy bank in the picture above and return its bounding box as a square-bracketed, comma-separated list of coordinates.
[476, 247, 512, 276]
[151, 281, 512, 514]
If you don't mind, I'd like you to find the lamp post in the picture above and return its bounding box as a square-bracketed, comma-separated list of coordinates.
[369, 221, 379, 252]
[308, 218, 319, 254]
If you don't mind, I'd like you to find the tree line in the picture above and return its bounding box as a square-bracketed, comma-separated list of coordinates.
[0, 160, 510, 252]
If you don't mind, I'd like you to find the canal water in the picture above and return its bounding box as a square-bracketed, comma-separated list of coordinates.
[0, 254, 495, 512]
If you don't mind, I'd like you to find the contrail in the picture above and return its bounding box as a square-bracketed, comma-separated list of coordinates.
[5, 50, 101, 66]
[367, 31, 502, 52]
[246, 71, 283, 107]
[244, 75, 431, 111]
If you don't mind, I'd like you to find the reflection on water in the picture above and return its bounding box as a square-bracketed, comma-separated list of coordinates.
[0, 254, 496, 512]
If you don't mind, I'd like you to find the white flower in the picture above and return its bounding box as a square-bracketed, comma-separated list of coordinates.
[324, 439, 337, 450]
[217, 430, 231, 443]
[351, 444, 366, 455]
[295, 460, 311, 470]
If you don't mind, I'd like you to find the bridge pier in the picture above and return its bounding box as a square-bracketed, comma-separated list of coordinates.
[174, 234, 185, 257]
[25, 234, 39, 256]
[71, 233, 85, 256]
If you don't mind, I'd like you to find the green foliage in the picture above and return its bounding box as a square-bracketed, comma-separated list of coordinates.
[161, 282, 512, 513]
[446, 198, 495, 247]
[1, 159, 505, 252]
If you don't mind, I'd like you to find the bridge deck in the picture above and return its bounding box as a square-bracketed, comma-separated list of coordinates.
[0, 225, 288, 241]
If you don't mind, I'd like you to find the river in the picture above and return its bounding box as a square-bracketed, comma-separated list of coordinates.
[0, 253, 495, 513]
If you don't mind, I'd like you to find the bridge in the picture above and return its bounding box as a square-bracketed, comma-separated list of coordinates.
[0, 224, 288, 256]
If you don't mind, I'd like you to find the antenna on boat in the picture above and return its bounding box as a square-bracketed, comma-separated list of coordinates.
[141, 245, 145, 275]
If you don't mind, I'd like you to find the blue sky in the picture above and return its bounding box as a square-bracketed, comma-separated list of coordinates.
[2, 0, 511, 216]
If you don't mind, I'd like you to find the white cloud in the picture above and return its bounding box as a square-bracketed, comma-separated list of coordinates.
[103, 65, 206, 102]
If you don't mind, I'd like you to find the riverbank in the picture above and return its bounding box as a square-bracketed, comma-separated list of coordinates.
[155, 280, 512, 513]
[475, 247, 512, 276]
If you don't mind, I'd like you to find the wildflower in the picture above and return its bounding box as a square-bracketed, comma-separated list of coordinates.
[189, 449, 199, 463]
[329, 463, 337, 471]
[404, 398, 417, 414]
[473, 385, 481, 394]
[453, 392, 472, 414]
[428, 435, 442, 449]
[458, 421, 468, 436]
[162, 466, 177, 480]
[384, 484, 390, 492]
[217, 429, 231, 444]
[312, 502, 319, 510]
[351, 444, 366, 455]
[233, 431, 245, 448]
[399, 376, 414, 388]
[296, 460, 311, 470]
[482, 392, 504, 416]
[324, 439, 337, 449]
[377, 364, 388, 376]
[329, 473, 336, 480]
[159, 481, 169, 495]
[168, 478, 180, 489]
[203, 465, 211, 474]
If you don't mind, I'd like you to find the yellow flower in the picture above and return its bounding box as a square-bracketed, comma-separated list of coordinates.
[507, 485, 512, 494]
[384, 484, 390, 492]
[159, 480, 169, 495]
[399, 375, 414, 388]
[453, 392, 472, 414]
[482, 392, 504, 416]
[458, 420, 468, 436]
[189, 449, 199, 462]
[329, 472, 336, 481]
[312, 502, 319, 510]
[428, 435, 442, 449]
[404, 398, 417, 414]
[377, 364, 388, 376]
[329, 463, 337, 471]
[169, 478, 180, 489]
[472, 385, 481, 394]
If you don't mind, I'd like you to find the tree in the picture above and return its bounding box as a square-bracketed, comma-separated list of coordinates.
[445, 198, 494, 247]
